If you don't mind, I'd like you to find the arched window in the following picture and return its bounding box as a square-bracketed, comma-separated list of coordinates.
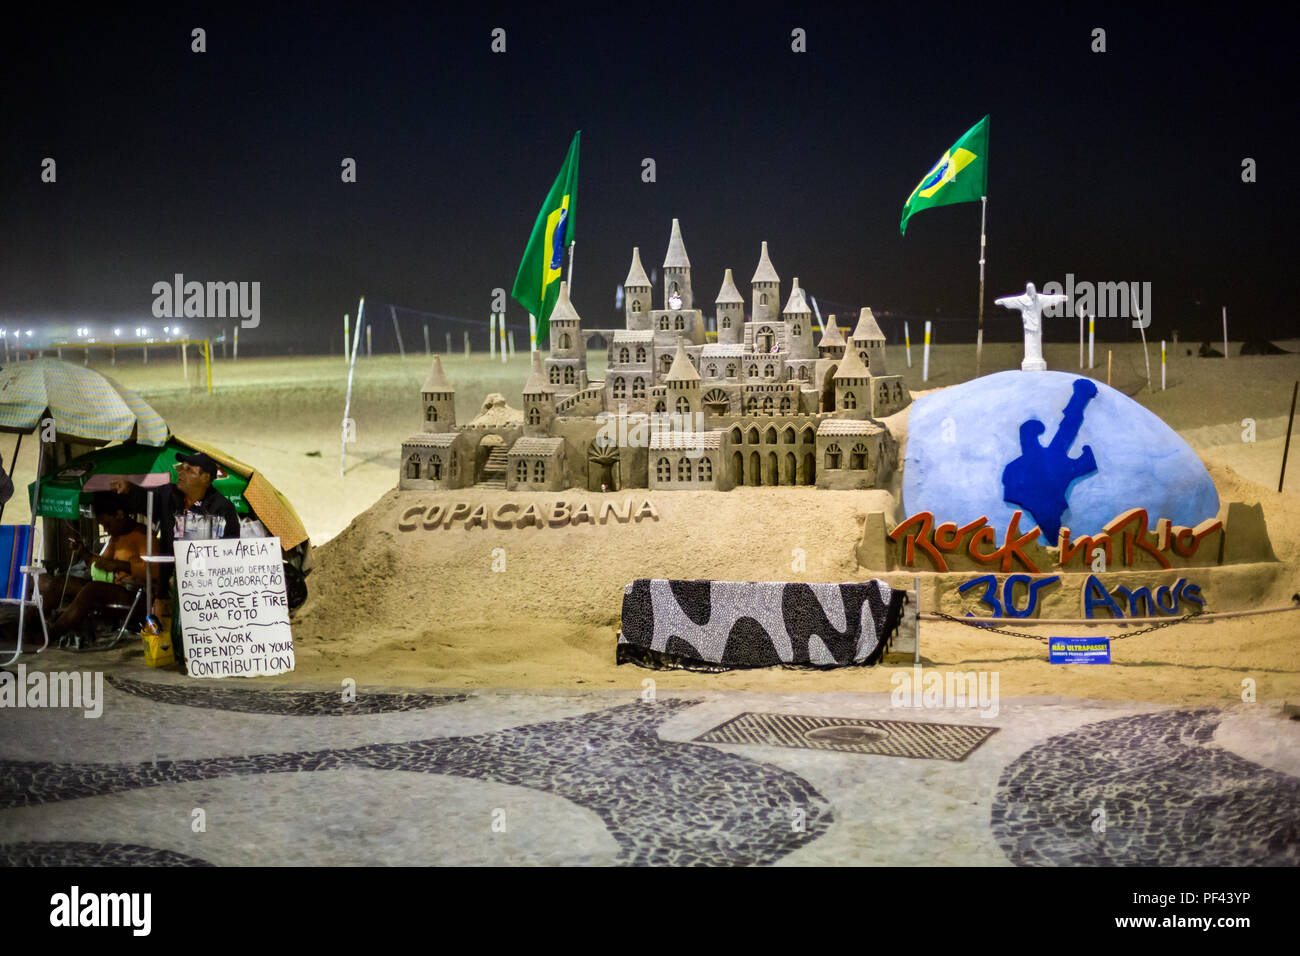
[636, 346, 646, 363]
[678, 457, 691, 481]
[798, 366, 809, 381]
[731, 427, 743, 444]
[515, 459, 528, 483]
[672, 282, 680, 294]
[860, 350, 869, 366]
[879, 382, 890, 403]
[780, 396, 791, 413]
[894, 382, 904, 401]
[746, 397, 759, 414]
[706, 363, 717, 378]
[429, 456, 442, 480]
[764, 364, 774, 378]
[426, 405, 436, 422]
[632, 377, 645, 397]
[632, 299, 641, 312]
[826, 444, 842, 469]
[657, 457, 671, 481]
[760, 293, 768, 305]
[801, 426, 816, 444]
[748, 364, 758, 378]
[782, 427, 795, 444]
[450, 454, 459, 478]
[726, 363, 737, 377]
[564, 367, 575, 384]
[527, 406, 540, 425]
[676, 395, 690, 414]
[405, 455, 420, 479]
[613, 377, 627, 398]
[659, 316, 670, 331]
[792, 324, 801, 335]
[747, 427, 760, 444]
[674, 314, 685, 331]
[661, 355, 673, 375]
[533, 460, 545, 483]
[762, 396, 774, 413]
[654, 399, 667, 413]
[843, 391, 857, 409]
[619, 347, 630, 364]
[722, 316, 731, 329]
[765, 427, 777, 444]
[549, 366, 561, 384]
[698, 457, 713, 482]
[851, 443, 868, 470]
[559, 333, 571, 349]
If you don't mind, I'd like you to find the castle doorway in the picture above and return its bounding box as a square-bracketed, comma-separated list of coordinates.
[748, 451, 762, 486]
[587, 440, 621, 491]
[765, 451, 778, 485]
[802, 452, 816, 485]
[731, 451, 744, 486]
[822, 365, 838, 412]
[784, 452, 796, 485]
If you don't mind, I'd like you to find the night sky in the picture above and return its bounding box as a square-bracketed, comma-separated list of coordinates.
[4, 3, 1295, 350]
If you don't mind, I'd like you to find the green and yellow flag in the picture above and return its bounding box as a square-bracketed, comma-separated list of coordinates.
[511, 131, 581, 345]
[900, 116, 988, 235]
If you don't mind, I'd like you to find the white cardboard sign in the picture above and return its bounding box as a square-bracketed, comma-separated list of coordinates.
[174, 536, 295, 678]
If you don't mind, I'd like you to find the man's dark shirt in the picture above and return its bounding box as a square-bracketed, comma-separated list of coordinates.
[122, 481, 240, 585]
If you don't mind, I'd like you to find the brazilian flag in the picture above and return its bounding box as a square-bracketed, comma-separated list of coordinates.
[900, 116, 988, 235]
[511, 131, 581, 345]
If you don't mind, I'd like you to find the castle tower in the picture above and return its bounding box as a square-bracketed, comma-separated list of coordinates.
[420, 355, 455, 432]
[663, 337, 702, 418]
[543, 280, 588, 396]
[850, 307, 887, 373]
[715, 268, 744, 344]
[782, 277, 817, 360]
[834, 342, 871, 420]
[663, 218, 693, 310]
[522, 350, 556, 436]
[623, 246, 653, 328]
[817, 314, 845, 358]
[750, 241, 781, 325]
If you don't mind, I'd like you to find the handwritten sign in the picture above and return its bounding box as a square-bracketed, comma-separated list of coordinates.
[174, 537, 294, 679]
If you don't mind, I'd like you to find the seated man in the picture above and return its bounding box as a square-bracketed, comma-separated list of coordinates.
[41, 491, 158, 643]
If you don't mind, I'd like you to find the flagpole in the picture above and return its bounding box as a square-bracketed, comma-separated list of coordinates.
[567, 241, 576, 294]
[975, 195, 987, 378]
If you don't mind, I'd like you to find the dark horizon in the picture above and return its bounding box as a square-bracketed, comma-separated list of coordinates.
[3, 3, 1295, 353]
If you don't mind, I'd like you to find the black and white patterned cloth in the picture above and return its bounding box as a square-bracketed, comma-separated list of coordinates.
[617, 579, 905, 671]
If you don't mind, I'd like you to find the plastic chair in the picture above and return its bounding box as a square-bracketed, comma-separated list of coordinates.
[0, 524, 50, 665]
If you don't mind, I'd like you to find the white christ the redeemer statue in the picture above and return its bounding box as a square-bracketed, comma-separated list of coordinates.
[995, 282, 1067, 371]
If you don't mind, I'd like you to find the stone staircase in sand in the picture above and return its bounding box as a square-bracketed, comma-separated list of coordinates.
[476, 445, 509, 489]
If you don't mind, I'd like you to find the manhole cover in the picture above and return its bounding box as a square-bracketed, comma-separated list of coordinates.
[695, 712, 998, 761]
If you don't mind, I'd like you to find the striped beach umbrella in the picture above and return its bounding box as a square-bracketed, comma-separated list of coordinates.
[0, 358, 168, 445]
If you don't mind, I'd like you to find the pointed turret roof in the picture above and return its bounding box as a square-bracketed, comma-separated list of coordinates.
[852, 306, 885, 341]
[834, 341, 870, 380]
[664, 338, 701, 382]
[782, 277, 811, 315]
[523, 350, 552, 394]
[623, 246, 652, 289]
[751, 241, 780, 284]
[663, 218, 691, 268]
[817, 315, 844, 348]
[715, 268, 744, 304]
[422, 355, 453, 392]
[550, 281, 581, 325]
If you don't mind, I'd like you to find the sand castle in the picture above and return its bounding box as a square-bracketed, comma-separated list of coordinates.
[399, 219, 909, 493]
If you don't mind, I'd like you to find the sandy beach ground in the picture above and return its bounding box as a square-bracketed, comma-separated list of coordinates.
[8, 338, 1299, 703]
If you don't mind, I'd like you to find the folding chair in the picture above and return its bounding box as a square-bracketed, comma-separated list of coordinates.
[0, 523, 50, 666]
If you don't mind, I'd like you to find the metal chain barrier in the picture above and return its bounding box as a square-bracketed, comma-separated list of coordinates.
[931, 610, 1202, 644]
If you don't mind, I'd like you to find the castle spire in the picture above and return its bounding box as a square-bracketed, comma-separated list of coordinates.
[422, 354, 453, 393]
[782, 277, 811, 314]
[623, 246, 652, 289]
[663, 218, 691, 268]
[852, 307, 885, 341]
[751, 241, 780, 284]
[817, 315, 844, 348]
[715, 268, 743, 304]
[664, 338, 701, 382]
[834, 340, 870, 379]
[523, 350, 552, 393]
[550, 280, 581, 325]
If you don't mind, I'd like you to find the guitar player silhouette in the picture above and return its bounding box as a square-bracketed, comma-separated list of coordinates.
[1001, 378, 1100, 543]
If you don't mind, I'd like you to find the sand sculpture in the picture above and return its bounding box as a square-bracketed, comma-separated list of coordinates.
[399, 220, 910, 493]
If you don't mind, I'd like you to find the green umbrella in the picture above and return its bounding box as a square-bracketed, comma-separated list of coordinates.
[0, 358, 168, 446]
[33, 438, 251, 520]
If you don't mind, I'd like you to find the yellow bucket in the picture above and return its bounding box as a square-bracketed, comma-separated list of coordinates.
[141, 629, 174, 668]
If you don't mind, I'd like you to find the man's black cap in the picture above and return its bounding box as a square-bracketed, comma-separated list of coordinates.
[176, 451, 220, 480]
